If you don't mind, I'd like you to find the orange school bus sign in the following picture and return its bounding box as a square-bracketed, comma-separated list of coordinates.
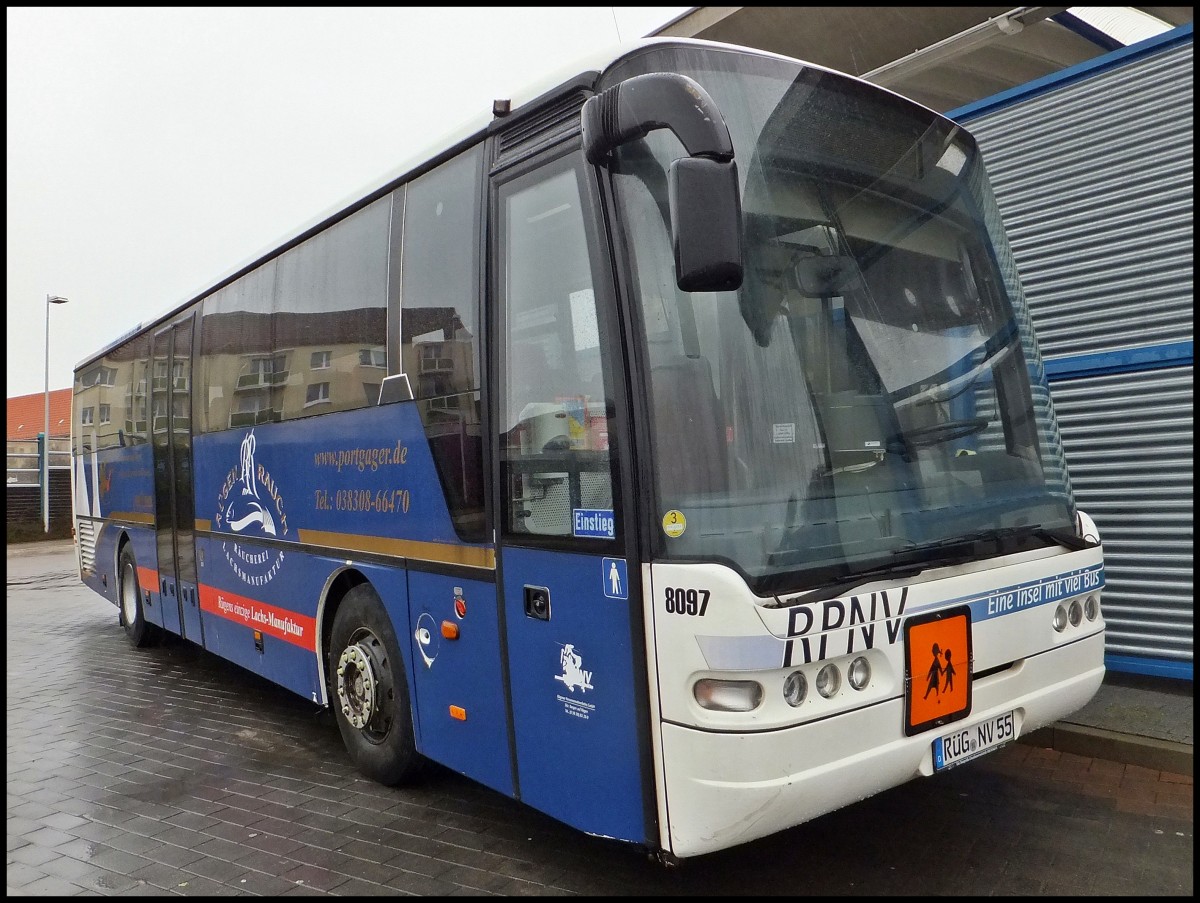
[904, 606, 973, 736]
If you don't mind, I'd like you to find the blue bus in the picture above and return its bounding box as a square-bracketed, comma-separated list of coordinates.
[71, 37, 1105, 861]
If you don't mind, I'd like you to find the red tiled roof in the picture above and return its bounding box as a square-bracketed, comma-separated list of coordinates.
[7, 389, 74, 440]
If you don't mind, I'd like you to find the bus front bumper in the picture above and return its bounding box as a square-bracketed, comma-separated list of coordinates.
[658, 630, 1104, 858]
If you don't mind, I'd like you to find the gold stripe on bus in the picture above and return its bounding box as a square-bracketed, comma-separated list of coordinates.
[297, 529, 496, 570]
[106, 511, 156, 525]
[193, 522, 495, 570]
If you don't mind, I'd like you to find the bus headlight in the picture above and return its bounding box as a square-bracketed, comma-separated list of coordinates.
[1075, 510, 1100, 544]
[694, 678, 763, 712]
[782, 671, 807, 707]
[848, 656, 871, 690]
[816, 663, 841, 698]
[1085, 595, 1099, 621]
[1053, 604, 1068, 632]
[1068, 600, 1083, 627]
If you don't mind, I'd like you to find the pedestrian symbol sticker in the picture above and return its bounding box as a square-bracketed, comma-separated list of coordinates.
[602, 558, 627, 599]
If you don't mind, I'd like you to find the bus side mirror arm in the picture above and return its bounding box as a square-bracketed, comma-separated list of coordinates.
[582, 73, 743, 293]
[378, 373, 413, 406]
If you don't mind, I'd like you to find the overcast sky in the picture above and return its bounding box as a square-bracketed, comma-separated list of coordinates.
[6, 6, 690, 399]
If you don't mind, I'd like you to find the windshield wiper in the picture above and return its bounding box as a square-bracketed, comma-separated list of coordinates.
[766, 558, 926, 608]
[905, 524, 1094, 562]
[1025, 524, 1097, 552]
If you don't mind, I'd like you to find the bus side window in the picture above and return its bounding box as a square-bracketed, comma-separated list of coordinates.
[398, 145, 486, 541]
[499, 155, 616, 539]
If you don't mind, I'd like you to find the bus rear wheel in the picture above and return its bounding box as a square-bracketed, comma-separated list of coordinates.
[330, 584, 422, 785]
[118, 545, 156, 648]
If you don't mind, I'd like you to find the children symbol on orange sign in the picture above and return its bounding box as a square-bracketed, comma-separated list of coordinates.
[942, 647, 957, 694]
[924, 642, 959, 703]
[924, 643, 943, 701]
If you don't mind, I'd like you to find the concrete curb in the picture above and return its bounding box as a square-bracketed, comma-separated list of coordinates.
[1021, 723, 1193, 777]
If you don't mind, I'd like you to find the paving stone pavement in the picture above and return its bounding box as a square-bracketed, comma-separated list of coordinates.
[1027, 668, 1193, 777]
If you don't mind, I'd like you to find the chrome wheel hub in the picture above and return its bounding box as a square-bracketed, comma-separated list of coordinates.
[336, 642, 379, 730]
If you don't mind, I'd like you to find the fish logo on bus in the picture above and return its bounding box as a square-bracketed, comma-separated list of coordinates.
[226, 432, 276, 535]
[215, 431, 289, 586]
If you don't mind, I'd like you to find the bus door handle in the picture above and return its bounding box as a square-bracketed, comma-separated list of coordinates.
[524, 585, 551, 621]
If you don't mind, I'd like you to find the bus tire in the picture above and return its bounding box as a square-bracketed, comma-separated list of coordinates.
[330, 583, 423, 786]
[118, 545, 155, 648]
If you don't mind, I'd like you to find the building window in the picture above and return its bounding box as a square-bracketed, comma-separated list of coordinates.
[99, 404, 111, 424]
[237, 353, 289, 389]
[311, 350, 331, 370]
[234, 393, 268, 414]
[229, 391, 281, 427]
[305, 382, 331, 407]
[358, 348, 386, 368]
[79, 365, 117, 387]
[81, 407, 95, 426]
[152, 397, 169, 433]
[252, 353, 288, 376]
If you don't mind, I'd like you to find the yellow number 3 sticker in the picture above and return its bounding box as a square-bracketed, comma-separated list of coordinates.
[662, 510, 687, 538]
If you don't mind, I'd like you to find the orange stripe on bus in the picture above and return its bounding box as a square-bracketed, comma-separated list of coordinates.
[198, 584, 317, 652]
[136, 567, 158, 590]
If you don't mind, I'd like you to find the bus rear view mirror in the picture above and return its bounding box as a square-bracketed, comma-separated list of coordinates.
[669, 156, 743, 292]
[582, 71, 744, 292]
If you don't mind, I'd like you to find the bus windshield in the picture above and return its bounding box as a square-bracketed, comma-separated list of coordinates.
[606, 45, 1078, 594]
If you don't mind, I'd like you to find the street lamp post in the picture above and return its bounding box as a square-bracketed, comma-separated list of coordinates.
[44, 294, 70, 534]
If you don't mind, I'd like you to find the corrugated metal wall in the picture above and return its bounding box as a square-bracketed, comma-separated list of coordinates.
[1049, 367, 1192, 664]
[954, 30, 1193, 679]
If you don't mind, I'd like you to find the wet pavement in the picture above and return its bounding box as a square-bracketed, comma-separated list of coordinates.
[1030, 668, 1193, 777]
[7, 540, 1193, 895]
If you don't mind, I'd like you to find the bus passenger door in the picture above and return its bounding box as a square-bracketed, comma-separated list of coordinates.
[150, 317, 202, 643]
[491, 146, 653, 846]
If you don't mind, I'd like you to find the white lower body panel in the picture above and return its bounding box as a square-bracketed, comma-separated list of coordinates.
[658, 631, 1104, 858]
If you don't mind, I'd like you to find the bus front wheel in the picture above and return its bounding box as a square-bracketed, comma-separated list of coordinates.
[330, 584, 422, 785]
[118, 545, 156, 648]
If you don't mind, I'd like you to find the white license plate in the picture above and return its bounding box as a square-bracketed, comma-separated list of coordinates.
[932, 709, 1016, 771]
